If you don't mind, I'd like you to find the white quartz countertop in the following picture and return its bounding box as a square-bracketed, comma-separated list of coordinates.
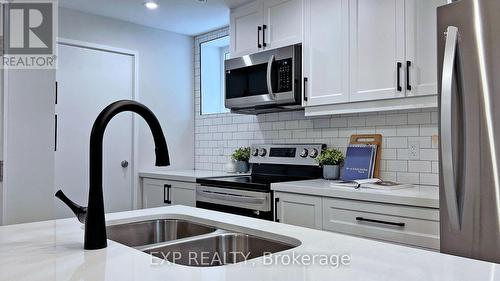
[272, 179, 439, 208]
[1, 205, 498, 281]
[139, 169, 246, 182]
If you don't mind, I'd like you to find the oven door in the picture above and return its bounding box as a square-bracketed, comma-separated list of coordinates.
[196, 185, 273, 220]
[225, 44, 301, 109]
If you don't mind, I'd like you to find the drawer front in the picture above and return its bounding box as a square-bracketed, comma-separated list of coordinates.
[142, 178, 196, 208]
[322, 198, 440, 249]
[275, 192, 322, 230]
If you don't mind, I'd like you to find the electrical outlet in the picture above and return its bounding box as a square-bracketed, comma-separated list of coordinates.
[408, 141, 420, 160]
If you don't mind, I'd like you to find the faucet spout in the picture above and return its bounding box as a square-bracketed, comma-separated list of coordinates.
[55, 100, 170, 250]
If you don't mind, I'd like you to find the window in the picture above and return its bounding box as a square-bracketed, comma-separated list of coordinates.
[200, 36, 230, 115]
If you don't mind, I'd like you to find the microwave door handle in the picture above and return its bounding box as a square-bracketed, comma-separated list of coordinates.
[266, 54, 276, 99]
[441, 26, 461, 231]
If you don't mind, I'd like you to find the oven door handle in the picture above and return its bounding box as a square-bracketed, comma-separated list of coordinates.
[266, 54, 276, 100]
[197, 189, 266, 204]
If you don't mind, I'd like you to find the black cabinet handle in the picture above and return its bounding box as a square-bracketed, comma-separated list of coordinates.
[257, 26, 262, 48]
[262, 24, 267, 47]
[54, 114, 58, 152]
[164, 184, 171, 204]
[397, 62, 402, 92]
[303, 77, 308, 102]
[274, 197, 280, 222]
[406, 61, 412, 91]
[356, 217, 405, 227]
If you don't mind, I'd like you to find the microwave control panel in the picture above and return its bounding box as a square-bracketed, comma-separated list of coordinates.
[277, 58, 293, 92]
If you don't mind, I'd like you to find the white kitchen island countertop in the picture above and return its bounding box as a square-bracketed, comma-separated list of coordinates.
[0, 205, 498, 281]
[139, 169, 246, 182]
[272, 179, 440, 208]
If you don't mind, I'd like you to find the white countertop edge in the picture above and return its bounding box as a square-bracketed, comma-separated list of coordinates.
[271, 179, 440, 209]
[138, 169, 248, 182]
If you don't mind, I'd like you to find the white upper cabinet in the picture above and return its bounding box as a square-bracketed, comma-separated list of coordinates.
[230, 0, 303, 58]
[230, 1, 263, 58]
[405, 0, 447, 97]
[302, 0, 349, 106]
[262, 0, 303, 50]
[349, 0, 406, 102]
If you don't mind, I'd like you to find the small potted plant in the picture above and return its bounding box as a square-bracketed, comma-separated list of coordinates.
[316, 148, 344, 180]
[232, 147, 251, 173]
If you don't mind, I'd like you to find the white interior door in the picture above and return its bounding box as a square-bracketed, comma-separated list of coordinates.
[55, 43, 134, 219]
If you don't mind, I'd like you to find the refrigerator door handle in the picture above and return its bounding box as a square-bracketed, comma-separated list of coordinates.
[441, 26, 461, 231]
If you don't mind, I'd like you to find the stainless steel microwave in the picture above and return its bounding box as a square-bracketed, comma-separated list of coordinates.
[224, 44, 302, 114]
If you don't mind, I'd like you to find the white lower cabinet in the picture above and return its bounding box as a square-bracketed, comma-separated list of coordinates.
[274, 192, 322, 230]
[274, 191, 439, 249]
[142, 178, 196, 209]
[322, 198, 440, 250]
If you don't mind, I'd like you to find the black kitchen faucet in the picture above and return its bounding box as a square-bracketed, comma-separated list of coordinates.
[56, 100, 170, 250]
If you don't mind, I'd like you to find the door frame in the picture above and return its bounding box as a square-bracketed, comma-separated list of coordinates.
[56, 38, 142, 210]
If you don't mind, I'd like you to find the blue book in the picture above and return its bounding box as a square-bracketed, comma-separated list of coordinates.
[341, 145, 376, 181]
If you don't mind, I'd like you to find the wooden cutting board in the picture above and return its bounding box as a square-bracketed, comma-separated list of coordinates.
[349, 134, 383, 179]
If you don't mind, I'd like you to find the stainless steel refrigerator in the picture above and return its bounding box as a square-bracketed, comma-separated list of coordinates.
[437, 0, 500, 263]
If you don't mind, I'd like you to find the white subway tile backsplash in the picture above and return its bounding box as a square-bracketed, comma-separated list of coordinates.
[420, 173, 439, 185]
[348, 117, 366, 127]
[386, 137, 408, 148]
[408, 112, 431, 124]
[420, 149, 439, 161]
[387, 160, 408, 172]
[193, 28, 439, 186]
[408, 161, 432, 173]
[313, 118, 331, 128]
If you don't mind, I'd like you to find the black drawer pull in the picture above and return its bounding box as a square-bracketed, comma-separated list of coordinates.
[164, 184, 171, 204]
[406, 61, 412, 91]
[356, 217, 405, 227]
[262, 24, 267, 47]
[257, 26, 262, 48]
[397, 62, 402, 92]
[303, 77, 308, 102]
[274, 197, 280, 222]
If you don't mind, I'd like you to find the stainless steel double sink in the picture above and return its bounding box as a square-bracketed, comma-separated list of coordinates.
[106, 219, 299, 267]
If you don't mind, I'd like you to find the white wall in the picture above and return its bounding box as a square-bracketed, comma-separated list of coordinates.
[58, 8, 195, 171]
[3, 69, 56, 224]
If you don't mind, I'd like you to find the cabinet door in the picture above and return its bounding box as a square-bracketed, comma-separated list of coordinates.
[170, 182, 196, 207]
[303, 0, 349, 106]
[142, 178, 169, 209]
[274, 192, 322, 229]
[230, 1, 263, 58]
[262, 0, 303, 50]
[405, 0, 446, 97]
[349, 0, 406, 102]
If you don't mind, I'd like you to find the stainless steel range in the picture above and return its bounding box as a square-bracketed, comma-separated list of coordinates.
[196, 144, 326, 221]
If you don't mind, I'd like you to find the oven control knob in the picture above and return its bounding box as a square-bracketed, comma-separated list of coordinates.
[299, 148, 309, 158]
[252, 148, 259, 156]
[309, 148, 319, 158]
[258, 148, 267, 157]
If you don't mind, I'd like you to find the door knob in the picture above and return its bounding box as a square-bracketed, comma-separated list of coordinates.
[121, 160, 129, 168]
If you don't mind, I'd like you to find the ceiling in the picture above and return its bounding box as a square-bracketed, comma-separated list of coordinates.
[59, 0, 253, 36]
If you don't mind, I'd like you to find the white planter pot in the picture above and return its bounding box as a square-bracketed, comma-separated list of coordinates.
[323, 165, 340, 180]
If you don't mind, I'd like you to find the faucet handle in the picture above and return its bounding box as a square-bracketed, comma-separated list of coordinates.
[55, 190, 87, 224]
